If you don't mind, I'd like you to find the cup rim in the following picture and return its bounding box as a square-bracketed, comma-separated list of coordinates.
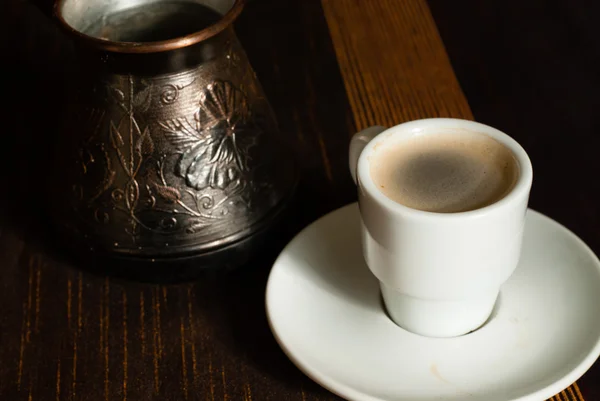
[357, 118, 533, 219]
[53, 0, 245, 54]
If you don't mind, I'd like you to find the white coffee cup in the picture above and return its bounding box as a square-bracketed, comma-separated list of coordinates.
[349, 118, 533, 338]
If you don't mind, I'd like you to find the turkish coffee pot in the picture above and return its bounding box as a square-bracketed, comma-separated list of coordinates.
[50, 0, 297, 269]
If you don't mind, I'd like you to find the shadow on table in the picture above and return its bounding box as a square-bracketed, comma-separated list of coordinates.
[185, 180, 341, 397]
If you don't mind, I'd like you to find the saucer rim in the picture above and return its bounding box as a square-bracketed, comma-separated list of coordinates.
[265, 203, 600, 401]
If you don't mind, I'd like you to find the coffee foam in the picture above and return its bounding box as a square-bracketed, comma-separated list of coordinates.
[369, 131, 519, 213]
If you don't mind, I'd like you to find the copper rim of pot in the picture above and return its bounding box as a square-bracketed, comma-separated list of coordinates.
[53, 0, 245, 54]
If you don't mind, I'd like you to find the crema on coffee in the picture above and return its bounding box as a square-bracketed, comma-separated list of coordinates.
[369, 131, 519, 213]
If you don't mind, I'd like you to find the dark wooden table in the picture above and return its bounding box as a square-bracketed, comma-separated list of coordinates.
[0, 0, 597, 400]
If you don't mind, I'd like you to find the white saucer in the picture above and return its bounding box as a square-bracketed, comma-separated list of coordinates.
[266, 203, 600, 401]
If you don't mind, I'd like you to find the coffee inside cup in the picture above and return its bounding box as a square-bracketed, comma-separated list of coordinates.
[369, 130, 519, 213]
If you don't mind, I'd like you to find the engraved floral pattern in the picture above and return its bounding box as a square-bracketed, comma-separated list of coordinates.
[160, 80, 258, 191]
[89, 77, 156, 236]
[64, 57, 287, 250]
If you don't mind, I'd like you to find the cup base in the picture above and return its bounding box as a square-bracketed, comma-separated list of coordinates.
[380, 283, 499, 338]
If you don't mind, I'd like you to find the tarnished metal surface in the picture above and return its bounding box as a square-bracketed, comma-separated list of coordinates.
[51, 0, 296, 263]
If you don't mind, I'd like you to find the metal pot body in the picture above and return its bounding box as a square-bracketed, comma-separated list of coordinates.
[51, 0, 296, 263]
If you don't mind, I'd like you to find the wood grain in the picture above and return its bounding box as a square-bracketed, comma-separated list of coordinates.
[322, 0, 472, 131]
[321, 0, 586, 400]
